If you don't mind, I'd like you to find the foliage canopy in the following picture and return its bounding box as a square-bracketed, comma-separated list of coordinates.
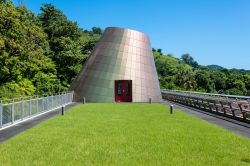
[154, 50, 250, 95]
[0, 2, 101, 98]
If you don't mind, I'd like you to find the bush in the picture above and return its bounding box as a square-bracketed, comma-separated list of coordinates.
[224, 88, 245, 96]
[0, 79, 35, 98]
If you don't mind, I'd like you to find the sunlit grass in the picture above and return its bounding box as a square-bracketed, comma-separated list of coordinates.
[0, 103, 250, 165]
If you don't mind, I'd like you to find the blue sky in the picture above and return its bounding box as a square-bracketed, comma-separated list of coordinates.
[14, 0, 250, 69]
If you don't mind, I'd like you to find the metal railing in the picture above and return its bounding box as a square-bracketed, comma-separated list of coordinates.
[0, 92, 74, 129]
[162, 89, 250, 123]
[164, 89, 250, 100]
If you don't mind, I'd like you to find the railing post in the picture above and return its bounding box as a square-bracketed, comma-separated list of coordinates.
[83, 97, 86, 104]
[42, 96, 44, 112]
[29, 97, 32, 116]
[55, 95, 59, 107]
[51, 94, 53, 109]
[61, 93, 63, 105]
[12, 98, 14, 124]
[63, 93, 65, 104]
[68, 92, 70, 103]
[67, 92, 69, 103]
[61, 93, 64, 104]
[69, 92, 71, 103]
[64, 93, 67, 104]
[59, 93, 62, 105]
[0, 100, 2, 128]
[58, 94, 60, 106]
[64, 93, 66, 104]
[36, 96, 38, 113]
[46, 96, 48, 111]
[55, 95, 57, 108]
[65, 93, 67, 104]
[21, 98, 24, 120]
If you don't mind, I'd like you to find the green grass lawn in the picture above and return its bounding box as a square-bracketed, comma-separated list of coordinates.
[0, 103, 250, 166]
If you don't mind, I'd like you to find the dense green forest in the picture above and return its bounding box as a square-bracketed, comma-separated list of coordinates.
[0, 2, 101, 99]
[0, 1, 250, 99]
[153, 49, 250, 96]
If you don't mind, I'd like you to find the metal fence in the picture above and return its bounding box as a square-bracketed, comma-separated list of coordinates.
[0, 92, 74, 128]
[163, 89, 250, 101]
[162, 89, 250, 123]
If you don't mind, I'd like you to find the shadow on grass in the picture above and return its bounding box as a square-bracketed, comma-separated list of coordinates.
[241, 158, 250, 163]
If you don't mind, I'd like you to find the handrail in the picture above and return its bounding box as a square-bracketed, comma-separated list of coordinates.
[162, 89, 250, 123]
[0, 91, 74, 103]
[162, 89, 250, 100]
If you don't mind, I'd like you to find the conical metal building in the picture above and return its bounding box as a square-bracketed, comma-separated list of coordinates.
[71, 27, 161, 102]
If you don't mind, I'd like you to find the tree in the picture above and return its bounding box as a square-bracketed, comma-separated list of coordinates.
[39, 4, 81, 40]
[91, 27, 102, 35]
[0, 79, 35, 99]
[181, 54, 199, 68]
[210, 71, 226, 92]
[50, 36, 84, 86]
[225, 88, 246, 96]
[39, 4, 94, 86]
[243, 75, 250, 90]
[0, 2, 58, 98]
[157, 48, 162, 54]
[195, 70, 215, 93]
[174, 66, 196, 90]
[32, 72, 63, 95]
[225, 78, 247, 95]
[0, 0, 7, 3]
[153, 50, 196, 90]
[80, 32, 100, 56]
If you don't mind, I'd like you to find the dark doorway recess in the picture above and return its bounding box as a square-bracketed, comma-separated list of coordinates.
[114, 80, 132, 102]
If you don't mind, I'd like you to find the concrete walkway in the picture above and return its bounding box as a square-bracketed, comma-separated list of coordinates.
[162, 100, 250, 138]
[0, 102, 79, 143]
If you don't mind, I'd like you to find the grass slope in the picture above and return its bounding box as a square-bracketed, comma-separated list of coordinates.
[0, 103, 250, 165]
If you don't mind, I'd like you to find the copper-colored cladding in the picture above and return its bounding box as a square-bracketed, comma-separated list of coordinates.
[71, 27, 161, 102]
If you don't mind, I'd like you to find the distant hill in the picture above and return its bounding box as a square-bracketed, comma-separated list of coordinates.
[206, 65, 250, 74]
[207, 65, 225, 70]
[229, 68, 250, 75]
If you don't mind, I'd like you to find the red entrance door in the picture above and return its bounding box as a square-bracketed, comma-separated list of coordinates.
[114, 80, 132, 102]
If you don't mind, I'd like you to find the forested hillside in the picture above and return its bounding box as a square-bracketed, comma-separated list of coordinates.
[0, 1, 249, 99]
[154, 50, 250, 96]
[0, 2, 101, 99]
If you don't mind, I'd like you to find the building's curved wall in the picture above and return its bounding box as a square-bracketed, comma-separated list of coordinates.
[71, 27, 161, 102]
